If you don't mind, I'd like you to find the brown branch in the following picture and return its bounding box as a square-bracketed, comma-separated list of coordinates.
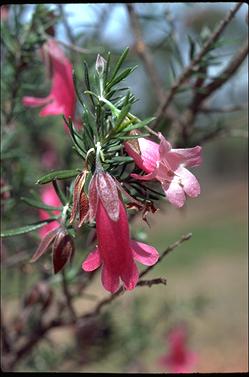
[80, 233, 192, 319]
[61, 270, 77, 322]
[136, 277, 167, 288]
[199, 104, 248, 113]
[5, 319, 66, 371]
[4, 233, 192, 370]
[126, 3, 179, 124]
[51, 37, 103, 55]
[180, 40, 248, 141]
[194, 42, 248, 108]
[139, 233, 192, 279]
[126, 3, 165, 102]
[57, 4, 76, 45]
[152, 2, 243, 129]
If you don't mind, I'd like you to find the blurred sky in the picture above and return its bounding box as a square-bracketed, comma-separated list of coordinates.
[24, 3, 248, 44]
[22, 3, 248, 111]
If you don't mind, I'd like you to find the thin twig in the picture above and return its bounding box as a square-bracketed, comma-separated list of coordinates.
[126, 3, 179, 124]
[51, 38, 102, 55]
[152, 2, 243, 129]
[136, 277, 167, 288]
[139, 233, 192, 279]
[4, 233, 192, 370]
[126, 3, 165, 102]
[61, 270, 77, 322]
[80, 233, 192, 318]
[200, 104, 248, 113]
[57, 4, 76, 45]
[180, 40, 248, 140]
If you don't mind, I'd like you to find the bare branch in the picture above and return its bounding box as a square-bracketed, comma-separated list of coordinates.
[126, 3, 165, 102]
[136, 277, 167, 288]
[57, 4, 76, 45]
[61, 270, 77, 322]
[152, 2, 243, 129]
[53, 38, 104, 55]
[200, 104, 248, 113]
[139, 233, 192, 279]
[80, 233, 192, 319]
[126, 3, 179, 124]
[180, 41, 248, 140]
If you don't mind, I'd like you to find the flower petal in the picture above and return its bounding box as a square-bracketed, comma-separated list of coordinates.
[101, 266, 120, 293]
[39, 100, 64, 116]
[125, 138, 159, 173]
[162, 178, 186, 208]
[22, 96, 51, 107]
[131, 171, 157, 181]
[176, 167, 200, 198]
[31, 227, 59, 263]
[131, 240, 159, 266]
[120, 261, 139, 291]
[171, 145, 202, 167]
[158, 132, 172, 155]
[96, 172, 119, 222]
[82, 248, 102, 272]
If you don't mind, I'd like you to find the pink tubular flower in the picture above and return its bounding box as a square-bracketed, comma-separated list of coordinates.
[39, 185, 61, 239]
[22, 38, 76, 122]
[125, 133, 202, 208]
[82, 171, 159, 293]
[158, 325, 197, 373]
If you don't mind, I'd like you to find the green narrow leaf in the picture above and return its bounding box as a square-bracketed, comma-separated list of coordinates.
[63, 116, 86, 155]
[72, 70, 84, 107]
[1, 218, 59, 238]
[106, 66, 137, 92]
[83, 61, 95, 107]
[36, 170, 79, 185]
[104, 51, 111, 87]
[119, 133, 149, 140]
[121, 117, 156, 132]
[115, 104, 132, 131]
[21, 197, 62, 211]
[109, 47, 129, 83]
[52, 180, 67, 206]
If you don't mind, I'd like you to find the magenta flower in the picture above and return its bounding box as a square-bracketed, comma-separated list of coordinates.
[158, 325, 197, 373]
[22, 38, 76, 122]
[125, 133, 202, 208]
[38, 185, 61, 239]
[82, 171, 159, 293]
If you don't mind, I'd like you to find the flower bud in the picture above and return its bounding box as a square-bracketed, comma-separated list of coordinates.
[53, 230, 75, 274]
[95, 54, 106, 76]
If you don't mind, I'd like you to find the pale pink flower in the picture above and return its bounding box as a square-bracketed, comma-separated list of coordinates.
[22, 38, 76, 122]
[38, 185, 61, 239]
[125, 133, 202, 208]
[158, 325, 197, 373]
[82, 171, 159, 293]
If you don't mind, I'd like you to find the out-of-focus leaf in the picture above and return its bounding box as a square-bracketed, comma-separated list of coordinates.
[21, 196, 62, 211]
[1, 218, 59, 238]
[36, 170, 79, 185]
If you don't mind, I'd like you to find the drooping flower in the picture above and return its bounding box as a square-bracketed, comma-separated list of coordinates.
[82, 171, 159, 293]
[22, 38, 76, 122]
[158, 324, 197, 373]
[125, 133, 202, 208]
[31, 225, 75, 274]
[38, 185, 61, 239]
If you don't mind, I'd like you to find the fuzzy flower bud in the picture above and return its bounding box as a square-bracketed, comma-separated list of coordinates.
[95, 54, 106, 76]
